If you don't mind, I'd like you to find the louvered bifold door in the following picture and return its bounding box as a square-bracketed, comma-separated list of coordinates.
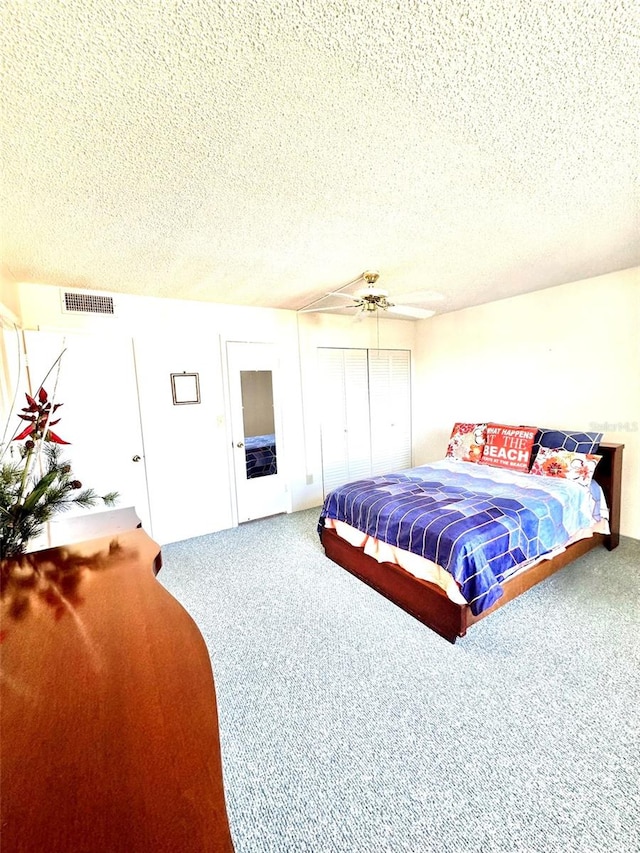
[319, 348, 371, 495]
[368, 349, 412, 476]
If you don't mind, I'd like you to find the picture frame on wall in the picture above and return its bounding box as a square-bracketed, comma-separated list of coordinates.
[171, 372, 200, 405]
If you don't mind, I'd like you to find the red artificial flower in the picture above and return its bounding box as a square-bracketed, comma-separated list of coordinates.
[12, 388, 70, 445]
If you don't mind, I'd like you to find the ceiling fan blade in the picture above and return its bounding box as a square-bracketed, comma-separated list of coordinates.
[386, 305, 436, 319]
[298, 304, 355, 314]
[325, 291, 360, 301]
[298, 290, 360, 313]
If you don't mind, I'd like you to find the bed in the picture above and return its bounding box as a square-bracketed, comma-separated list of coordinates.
[244, 433, 277, 479]
[319, 423, 624, 643]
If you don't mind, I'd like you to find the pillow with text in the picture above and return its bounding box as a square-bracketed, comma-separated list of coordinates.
[479, 423, 538, 473]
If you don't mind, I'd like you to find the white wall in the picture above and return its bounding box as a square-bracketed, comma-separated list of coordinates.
[0, 278, 22, 422]
[4, 282, 416, 541]
[5, 269, 636, 541]
[0, 275, 20, 319]
[412, 267, 640, 539]
[7, 283, 307, 544]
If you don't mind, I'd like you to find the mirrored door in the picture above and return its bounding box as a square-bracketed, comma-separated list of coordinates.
[227, 342, 288, 522]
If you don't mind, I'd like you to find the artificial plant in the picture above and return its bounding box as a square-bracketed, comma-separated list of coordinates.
[0, 386, 118, 560]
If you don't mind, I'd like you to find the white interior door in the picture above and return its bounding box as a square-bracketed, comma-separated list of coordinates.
[318, 348, 372, 494]
[226, 341, 288, 523]
[22, 330, 152, 534]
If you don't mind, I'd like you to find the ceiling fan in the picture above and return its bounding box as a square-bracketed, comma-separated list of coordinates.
[298, 271, 437, 320]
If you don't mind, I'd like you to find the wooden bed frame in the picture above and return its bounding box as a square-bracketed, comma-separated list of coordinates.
[320, 443, 624, 643]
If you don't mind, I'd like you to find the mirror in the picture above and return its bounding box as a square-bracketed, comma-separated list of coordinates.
[240, 370, 277, 479]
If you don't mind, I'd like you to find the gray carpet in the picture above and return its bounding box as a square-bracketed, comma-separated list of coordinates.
[160, 508, 640, 853]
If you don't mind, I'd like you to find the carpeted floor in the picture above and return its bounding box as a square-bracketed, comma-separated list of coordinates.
[160, 508, 640, 853]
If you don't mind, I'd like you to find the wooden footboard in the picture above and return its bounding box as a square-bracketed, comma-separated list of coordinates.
[320, 443, 624, 643]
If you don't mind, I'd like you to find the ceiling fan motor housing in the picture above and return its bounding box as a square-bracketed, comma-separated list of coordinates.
[360, 292, 394, 311]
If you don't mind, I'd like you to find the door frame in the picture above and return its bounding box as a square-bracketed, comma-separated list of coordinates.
[223, 340, 289, 525]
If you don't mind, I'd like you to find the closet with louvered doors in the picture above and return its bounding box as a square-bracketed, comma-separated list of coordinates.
[318, 347, 412, 496]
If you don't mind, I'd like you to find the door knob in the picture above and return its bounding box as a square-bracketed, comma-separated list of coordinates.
[236, 442, 244, 448]
[132, 455, 141, 462]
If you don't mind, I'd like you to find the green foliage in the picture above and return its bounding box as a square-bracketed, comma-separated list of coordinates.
[1, 389, 119, 561]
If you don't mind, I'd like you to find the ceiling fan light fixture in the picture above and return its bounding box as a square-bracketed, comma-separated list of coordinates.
[298, 270, 436, 319]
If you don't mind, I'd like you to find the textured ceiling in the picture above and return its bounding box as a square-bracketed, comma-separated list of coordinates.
[1, 0, 638, 317]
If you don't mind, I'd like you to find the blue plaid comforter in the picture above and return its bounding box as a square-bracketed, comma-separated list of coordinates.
[320, 460, 605, 615]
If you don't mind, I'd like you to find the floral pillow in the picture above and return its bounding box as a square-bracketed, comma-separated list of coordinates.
[530, 447, 602, 486]
[445, 422, 487, 463]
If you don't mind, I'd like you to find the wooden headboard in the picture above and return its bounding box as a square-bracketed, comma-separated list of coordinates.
[593, 442, 624, 549]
